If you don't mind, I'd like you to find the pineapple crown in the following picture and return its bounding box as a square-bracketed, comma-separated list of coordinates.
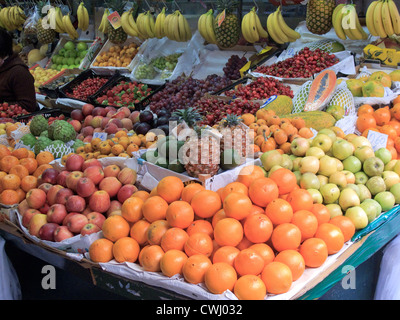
[219, 113, 243, 127]
[216, 0, 238, 14]
[104, 0, 127, 14]
[172, 107, 203, 128]
[36, 0, 48, 18]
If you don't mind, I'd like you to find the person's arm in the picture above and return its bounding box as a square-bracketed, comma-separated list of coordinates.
[8, 66, 38, 112]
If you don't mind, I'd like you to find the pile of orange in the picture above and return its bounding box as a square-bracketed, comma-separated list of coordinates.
[0, 146, 54, 206]
[356, 98, 400, 160]
[89, 169, 355, 300]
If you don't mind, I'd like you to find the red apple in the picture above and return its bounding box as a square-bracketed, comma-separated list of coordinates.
[65, 195, 86, 213]
[62, 212, 80, 226]
[66, 171, 84, 191]
[82, 159, 103, 171]
[28, 213, 48, 237]
[26, 188, 47, 209]
[89, 190, 111, 213]
[47, 185, 64, 205]
[103, 164, 120, 178]
[70, 119, 82, 133]
[65, 154, 85, 172]
[22, 209, 40, 228]
[87, 211, 106, 228]
[71, 109, 84, 121]
[82, 207, 92, 216]
[39, 203, 50, 215]
[82, 104, 94, 116]
[117, 184, 138, 203]
[56, 171, 70, 187]
[80, 223, 101, 236]
[38, 183, 53, 194]
[39, 168, 59, 185]
[107, 200, 122, 216]
[92, 107, 108, 117]
[54, 225, 74, 242]
[47, 203, 68, 224]
[54, 188, 74, 206]
[76, 177, 96, 198]
[117, 167, 137, 185]
[83, 166, 104, 185]
[67, 213, 89, 234]
[81, 126, 94, 137]
[99, 176, 122, 198]
[39, 223, 59, 241]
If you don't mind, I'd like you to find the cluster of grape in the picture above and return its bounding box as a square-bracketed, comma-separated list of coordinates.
[134, 64, 157, 80]
[223, 54, 248, 80]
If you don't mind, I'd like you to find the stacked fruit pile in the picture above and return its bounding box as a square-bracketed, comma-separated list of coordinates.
[65, 77, 109, 101]
[17, 153, 139, 242]
[0, 102, 30, 119]
[92, 43, 139, 68]
[50, 40, 88, 71]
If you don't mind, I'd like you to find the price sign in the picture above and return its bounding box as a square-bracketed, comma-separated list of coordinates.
[93, 132, 108, 141]
[260, 95, 277, 109]
[367, 130, 388, 152]
[217, 10, 226, 27]
[107, 11, 122, 29]
[239, 61, 251, 78]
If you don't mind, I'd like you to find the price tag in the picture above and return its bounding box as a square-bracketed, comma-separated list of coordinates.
[107, 11, 122, 29]
[260, 95, 277, 109]
[93, 132, 108, 141]
[239, 61, 251, 78]
[258, 46, 273, 55]
[367, 130, 388, 151]
[217, 10, 226, 27]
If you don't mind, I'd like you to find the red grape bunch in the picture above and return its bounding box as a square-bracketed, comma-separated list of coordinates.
[223, 54, 248, 80]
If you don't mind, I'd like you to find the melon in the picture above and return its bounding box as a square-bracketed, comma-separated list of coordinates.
[304, 70, 337, 112]
[28, 49, 45, 66]
[262, 95, 293, 116]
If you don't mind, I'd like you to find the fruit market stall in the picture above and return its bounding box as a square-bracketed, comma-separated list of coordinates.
[3, 0, 400, 301]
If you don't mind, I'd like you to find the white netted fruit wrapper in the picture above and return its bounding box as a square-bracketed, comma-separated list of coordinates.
[327, 81, 356, 116]
[0, 134, 9, 146]
[10, 123, 30, 142]
[292, 80, 312, 114]
[44, 144, 73, 160]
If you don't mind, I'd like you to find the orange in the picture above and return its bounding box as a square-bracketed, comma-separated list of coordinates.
[329, 216, 356, 242]
[36, 151, 55, 166]
[211, 209, 227, 228]
[186, 219, 214, 239]
[0, 189, 20, 205]
[269, 168, 298, 195]
[249, 243, 275, 267]
[234, 274, 267, 300]
[388, 120, 400, 136]
[212, 246, 240, 266]
[131, 190, 150, 202]
[314, 223, 344, 255]
[265, 198, 294, 226]
[241, 113, 256, 126]
[287, 189, 314, 212]
[11, 148, 29, 160]
[0, 145, 11, 159]
[147, 219, 170, 246]
[204, 262, 238, 294]
[160, 249, 188, 277]
[223, 192, 253, 220]
[181, 183, 205, 203]
[274, 249, 305, 281]
[234, 248, 265, 276]
[16, 188, 25, 203]
[299, 237, 328, 268]
[9, 165, 29, 180]
[220, 182, 248, 202]
[236, 235, 254, 251]
[214, 218, 243, 247]
[102, 215, 131, 242]
[261, 261, 293, 294]
[112, 237, 140, 263]
[182, 254, 212, 284]
[130, 219, 150, 246]
[157, 176, 184, 203]
[374, 107, 391, 126]
[160, 227, 189, 252]
[357, 104, 374, 116]
[236, 165, 265, 188]
[0, 155, 19, 173]
[190, 190, 222, 219]
[243, 213, 273, 244]
[184, 232, 214, 257]
[20, 175, 38, 192]
[356, 114, 377, 133]
[165, 200, 194, 229]
[380, 124, 398, 141]
[291, 117, 306, 130]
[33, 164, 53, 178]
[142, 196, 168, 223]
[391, 102, 400, 120]
[19, 158, 38, 175]
[291, 209, 319, 242]
[138, 244, 165, 272]
[89, 238, 114, 263]
[310, 203, 331, 225]
[270, 223, 302, 252]
[1, 174, 21, 190]
[121, 196, 144, 223]
[248, 177, 279, 208]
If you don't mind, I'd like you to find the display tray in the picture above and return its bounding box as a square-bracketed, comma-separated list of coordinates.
[13, 108, 69, 124]
[38, 68, 82, 99]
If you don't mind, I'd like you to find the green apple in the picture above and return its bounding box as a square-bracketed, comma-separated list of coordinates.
[280, 154, 293, 171]
[52, 54, 59, 63]
[342, 155, 362, 173]
[394, 160, 400, 176]
[74, 57, 82, 65]
[326, 203, 343, 219]
[363, 157, 385, 177]
[77, 42, 88, 51]
[320, 183, 341, 204]
[58, 48, 66, 57]
[293, 170, 302, 185]
[308, 188, 323, 204]
[299, 156, 320, 174]
[306, 146, 325, 159]
[329, 171, 348, 189]
[79, 50, 88, 58]
[346, 184, 360, 198]
[64, 41, 75, 51]
[336, 158, 344, 171]
[382, 171, 400, 190]
[318, 128, 337, 143]
[354, 146, 375, 163]
[366, 176, 386, 196]
[345, 206, 369, 230]
[332, 139, 354, 160]
[300, 172, 321, 189]
[375, 147, 392, 165]
[374, 191, 396, 212]
[357, 184, 372, 202]
[318, 155, 338, 177]
[390, 182, 400, 203]
[384, 159, 398, 171]
[260, 150, 282, 172]
[351, 136, 373, 150]
[339, 187, 360, 211]
[311, 134, 333, 153]
[51, 64, 58, 70]
[317, 174, 329, 187]
[360, 199, 382, 223]
[67, 57, 75, 66]
[290, 137, 310, 157]
[355, 171, 369, 185]
[343, 170, 356, 184]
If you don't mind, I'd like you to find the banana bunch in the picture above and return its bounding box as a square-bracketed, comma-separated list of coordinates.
[54, 7, 66, 33]
[0, 6, 26, 31]
[266, 6, 301, 44]
[198, 9, 217, 44]
[154, 7, 166, 39]
[366, 0, 400, 38]
[136, 11, 156, 39]
[63, 13, 79, 40]
[77, 2, 89, 31]
[98, 8, 110, 34]
[164, 10, 192, 42]
[332, 4, 368, 40]
[121, 9, 141, 38]
[241, 7, 269, 43]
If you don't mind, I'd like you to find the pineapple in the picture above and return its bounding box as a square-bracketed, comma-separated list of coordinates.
[172, 108, 220, 178]
[306, 0, 336, 35]
[218, 114, 251, 164]
[214, 0, 240, 49]
[36, 1, 56, 44]
[105, 0, 128, 44]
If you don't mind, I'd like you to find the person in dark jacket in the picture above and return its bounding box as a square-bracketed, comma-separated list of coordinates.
[0, 29, 38, 112]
